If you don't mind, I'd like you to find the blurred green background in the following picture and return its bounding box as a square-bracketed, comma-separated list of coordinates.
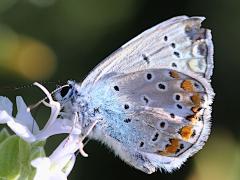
[0, 0, 239, 179]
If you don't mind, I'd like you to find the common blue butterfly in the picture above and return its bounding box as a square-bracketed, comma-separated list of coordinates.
[55, 16, 214, 174]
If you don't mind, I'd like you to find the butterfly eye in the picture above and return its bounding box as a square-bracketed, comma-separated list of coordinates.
[60, 86, 71, 98]
[54, 83, 75, 102]
[59, 84, 75, 101]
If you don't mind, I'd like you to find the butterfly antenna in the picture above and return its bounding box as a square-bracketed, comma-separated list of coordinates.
[0, 83, 35, 92]
[0, 80, 67, 92]
[28, 83, 70, 111]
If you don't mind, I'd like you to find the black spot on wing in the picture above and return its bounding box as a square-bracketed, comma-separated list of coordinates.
[142, 54, 150, 64]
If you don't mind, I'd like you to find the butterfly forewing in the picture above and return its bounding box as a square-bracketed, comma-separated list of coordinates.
[81, 16, 213, 91]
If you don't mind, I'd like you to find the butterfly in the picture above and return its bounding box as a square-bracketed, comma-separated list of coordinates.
[55, 16, 214, 174]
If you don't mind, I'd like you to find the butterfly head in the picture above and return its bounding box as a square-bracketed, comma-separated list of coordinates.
[54, 81, 76, 103]
[54, 81, 89, 118]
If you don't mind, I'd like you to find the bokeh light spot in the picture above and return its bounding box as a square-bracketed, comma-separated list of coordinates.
[14, 38, 57, 81]
[0, 24, 19, 63]
[188, 129, 240, 180]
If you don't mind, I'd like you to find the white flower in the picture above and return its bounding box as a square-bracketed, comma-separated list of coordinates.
[0, 82, 91, 179]
[31, 134, 80, 180]
[0, 82, 81, 142]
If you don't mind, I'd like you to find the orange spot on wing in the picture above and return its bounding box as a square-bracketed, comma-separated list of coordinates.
[191, 93, 201, 107]
[180, 126, 193, 140]
[181, 80, 194, 92]
[191, 107, 201, 113]
[186, 114, 199, 123]
[169, 70, 180, 79]
[159, 139, 180, 156]
[166, 139, 179, 153]
[187, 94, 203, 123]
[191, 93, 202, 114]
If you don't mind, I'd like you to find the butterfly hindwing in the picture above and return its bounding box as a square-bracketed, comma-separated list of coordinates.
[90, 68, 213, 173]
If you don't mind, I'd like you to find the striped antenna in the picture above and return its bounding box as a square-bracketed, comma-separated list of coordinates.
[0, 80, 67, 92]
[27, 83, 70, 111]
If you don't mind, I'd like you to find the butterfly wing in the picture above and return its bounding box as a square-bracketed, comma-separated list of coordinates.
[81, 16, 213, 91]
[80, 16, 214, 173]
[87, 68, 213, 173]
[115, 69, 213, 171]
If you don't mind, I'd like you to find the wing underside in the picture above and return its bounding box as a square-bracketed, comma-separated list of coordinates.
[82, 16, 213, 91]
[101, 68, 214, 172]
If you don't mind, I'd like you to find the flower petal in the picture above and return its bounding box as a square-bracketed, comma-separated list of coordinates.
[35, 118, 81, 141]
[7, 120, 36, 142]
[31, 157, 68, 180]
[0, 110, 13, 124]
[49, 172, 67, 180]
[31, 157, 51, 180]
[15, 96, 39, 133]
[0, 96, 13, 115]
[50, 135, 80, 163]
[63, 155, 76, 176]
[0, 109, 36, 142]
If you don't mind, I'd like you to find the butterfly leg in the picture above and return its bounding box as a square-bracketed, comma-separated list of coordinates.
[78, 118, 100, 157]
